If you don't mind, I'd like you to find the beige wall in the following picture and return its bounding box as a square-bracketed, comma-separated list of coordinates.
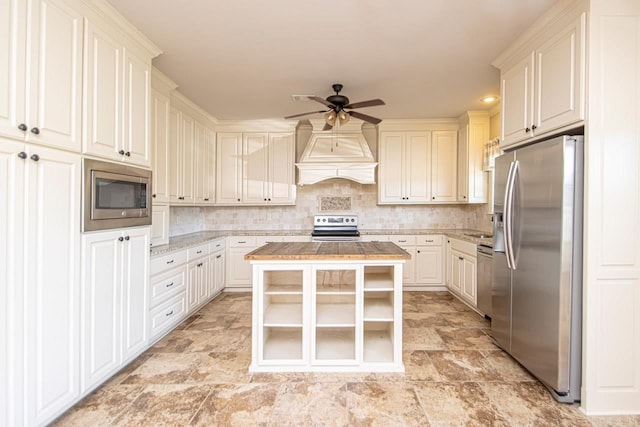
[489, 108, 501, 140]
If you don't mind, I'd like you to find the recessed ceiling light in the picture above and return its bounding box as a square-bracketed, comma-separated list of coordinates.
[481, 95, 498, 103]
[291, 95, 315, 102]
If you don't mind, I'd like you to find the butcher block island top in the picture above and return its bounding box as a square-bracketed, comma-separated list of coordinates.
[244, 241, 411, 261]
[247, 241, 407, 373]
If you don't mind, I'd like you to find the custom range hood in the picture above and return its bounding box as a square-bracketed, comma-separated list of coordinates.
[296, 119, 378, 185]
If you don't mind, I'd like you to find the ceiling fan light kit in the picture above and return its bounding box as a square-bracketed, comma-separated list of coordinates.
[285, 83, 385, 130]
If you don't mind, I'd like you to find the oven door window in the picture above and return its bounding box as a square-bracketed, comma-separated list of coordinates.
[95, 177, 147, 210]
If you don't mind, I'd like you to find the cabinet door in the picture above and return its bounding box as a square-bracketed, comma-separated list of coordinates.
[226, 246, 253, 287]
[378, 132, 405, 203]
[461, 256, 477, 306]
[0, 140, 26, 426]
[0, 0, 26, 141]
[216, 132, 243, 204]
[180, 113, 195, 203]
[213, 252, 225, 294]
[81, 230, 121, 391]
[445, 238, 452, 287]
[83, 20, 122, 161]
[415, 246, 443, 285]
[187, 260, 206, 311]
[194, 121, 209, 203]
[120, 228, 149, 362]
[27, 0, 83, 151]
[501, 53, 534, 148]
[242, 132, 269, 204]
[150, 204, 169, 247]
[534, 13, 585, 135]
[405, 132, 431, 202]
[150, 89, 170, 203]
[198, 257, 210, 303]
[449, 252, 462, 294]
[268, 133, 295, 204]
[457, 125, 469, 201]
[399, 246, 415, 285]
[431, 131, 457, 202]
[122, 49, 151, 167]
[24, 145, 80, 425]
[168, 107, 181, 203]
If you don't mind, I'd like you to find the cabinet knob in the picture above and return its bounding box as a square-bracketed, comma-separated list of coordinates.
[237, 198, 241, 202]
[417, 250, 421, 253]
[119, 149, 125, 155]
[525, 127, 531, 133]
[124, 235, 130, 241]
[204, 198, 209, 201]
[166, 259, 174, 264]
[264, 198, 267, 201]
[125, 151, 131, 157]
[216, 255, 221, 259]
[17, 151, 27, 159]
[268, 198, 271, 201]
[531, 124, 537, 130]
[18, 123, 27, 131]
[30, 127, 40, 135]
[118, 236, 124, 242]
[459, 257, 464, 260]
[462, 196, 467, 199]
[30, 154, 39, 162]
[432, 197, 436, 200]
[152, 194, 157, 198]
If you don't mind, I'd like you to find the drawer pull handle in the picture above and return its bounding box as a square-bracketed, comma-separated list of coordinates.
[398, 240, 406, 243]
[216, 255, 221, 259]
[196, 250, 202, 254]
[238, 241, 246, 244]
[459, 257, 464, 260]
[166, 310, 174, 317]
[198, 262, 203, 267]
[425, 240, 434, 243]
[166, 282, 174, 288]
[166, 260, 174, 264]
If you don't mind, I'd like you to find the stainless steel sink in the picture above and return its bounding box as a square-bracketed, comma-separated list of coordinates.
[464, 232, 493, 239]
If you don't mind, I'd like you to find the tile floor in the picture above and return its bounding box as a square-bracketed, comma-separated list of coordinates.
[54, 292, 639, 426]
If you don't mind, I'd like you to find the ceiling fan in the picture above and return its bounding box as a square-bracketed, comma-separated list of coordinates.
[285, 84, 385, 130]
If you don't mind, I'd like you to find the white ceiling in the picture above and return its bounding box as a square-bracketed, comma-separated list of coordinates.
[106, 0, 558, 122]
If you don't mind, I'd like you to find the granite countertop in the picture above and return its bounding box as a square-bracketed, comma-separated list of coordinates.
[150, 228, 494, 257]
[245, 242, 411, 261]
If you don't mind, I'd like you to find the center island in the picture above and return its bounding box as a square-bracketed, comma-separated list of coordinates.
[245, 241, 410, 373]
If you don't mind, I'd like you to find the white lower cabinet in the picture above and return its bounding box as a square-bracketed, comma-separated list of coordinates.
[81, 227, 150, 392]
[1, 140, 81, 426]
[251, 262, 403, 372]
[447, 237, 477, 307]
[188, 246, 210, 312]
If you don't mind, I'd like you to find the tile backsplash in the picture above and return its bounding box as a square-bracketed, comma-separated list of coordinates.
[169, 179, 492, 236]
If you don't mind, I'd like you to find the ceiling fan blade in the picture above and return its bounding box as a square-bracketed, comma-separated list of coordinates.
[323, 123, 333, 131]
[310, 96, 333, 108]
[348, 110, 382, 124]
[344, 99, 385, 109]
[284, 110, 326, 119]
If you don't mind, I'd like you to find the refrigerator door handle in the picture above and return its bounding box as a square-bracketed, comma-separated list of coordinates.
[504, 160, 519, 270]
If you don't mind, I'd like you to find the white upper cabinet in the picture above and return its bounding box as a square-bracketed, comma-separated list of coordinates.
[457, 111, 489, 203]
[216, 132, 243, 204]
[83, 15, 152, 167]
[0, 0, 83, 151]
[150, 88, 171, 203]
[499, 12, 585, 148]
[194, 122, 215, 204]
[378, 131, 431, 204]
[168, 106, 195, 204]
[217, 130, 295, 206]
[430, 130, 457, 202]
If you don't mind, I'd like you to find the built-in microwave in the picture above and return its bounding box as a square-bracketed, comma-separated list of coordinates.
[83, 158, 152, 231]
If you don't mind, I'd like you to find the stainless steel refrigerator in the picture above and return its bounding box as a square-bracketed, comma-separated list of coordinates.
[492, 135, 583, 403]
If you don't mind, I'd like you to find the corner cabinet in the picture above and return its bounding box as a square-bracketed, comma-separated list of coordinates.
[217, 131, 296, 206]
[1, 140, 81, 426]
[498, 12, 585, 149]
[81, 227, 150, 393]
[378, 127, 457, 204]
[457, 111, 489, 203]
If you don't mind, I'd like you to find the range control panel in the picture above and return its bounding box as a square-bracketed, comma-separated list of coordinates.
[313, 215, 358, 227]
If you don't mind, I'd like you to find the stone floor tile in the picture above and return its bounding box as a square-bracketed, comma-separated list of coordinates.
[345, 382, 429, 426]
[111, 384, 211, 426]
[190, 383, 278, 426]
[480, 349, 537, 382]
[435, 327, 498, 350]
[268, 382, 349, 426]
[428, 350, 503, 381]
[403, 327, 449, 351]
[121, 353, 198, 384]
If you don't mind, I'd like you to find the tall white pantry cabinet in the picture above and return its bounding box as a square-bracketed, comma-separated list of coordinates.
[0, 0, 160, 425]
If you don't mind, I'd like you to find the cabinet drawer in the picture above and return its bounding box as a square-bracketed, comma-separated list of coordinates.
[188, 243, 210, 260]
[256, 236, 283, 246]
[150, 265, 187, 309]
[228, 236, 257, 247]
[389, 235, 416, 246]
[209, 238, 225, 253]
[151, 250, 188, 275]
[450, 238, 477, 257]
[416, 235, 443, 246]
[149, 293, 187, 341]
[361, 235, 389, 242]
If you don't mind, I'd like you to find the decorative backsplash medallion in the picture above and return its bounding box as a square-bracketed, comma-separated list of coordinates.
[319, 196, 352, 211]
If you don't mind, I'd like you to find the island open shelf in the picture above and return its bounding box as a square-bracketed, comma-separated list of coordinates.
[246, 242, 408, 372]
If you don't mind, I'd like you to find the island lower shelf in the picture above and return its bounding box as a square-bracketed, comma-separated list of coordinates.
[247, 243, 407, 373]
